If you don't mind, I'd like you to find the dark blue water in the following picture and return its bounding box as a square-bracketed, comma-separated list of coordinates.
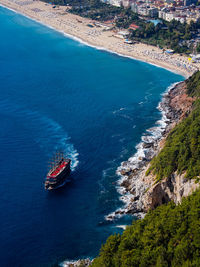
[0, 6, 183, 266]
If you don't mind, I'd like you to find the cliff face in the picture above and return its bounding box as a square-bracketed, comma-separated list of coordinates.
[116, 79, 200, 217]
[140, 81, 198, 211]
[142, 172, 200, 211]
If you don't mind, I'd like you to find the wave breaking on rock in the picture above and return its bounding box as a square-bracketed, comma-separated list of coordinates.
[105, 81, 190, 221]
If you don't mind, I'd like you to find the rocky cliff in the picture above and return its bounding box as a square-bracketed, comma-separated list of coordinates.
[111, 80, 199, 219]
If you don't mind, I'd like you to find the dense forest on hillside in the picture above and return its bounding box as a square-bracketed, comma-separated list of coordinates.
[92, 189, 200, 267]
[91, 71, 200, 266]
[186, 70, 200, 97]
[146, 71, 200, 182]
[81, 71, 200, 267]
[68, 57, 200, 267]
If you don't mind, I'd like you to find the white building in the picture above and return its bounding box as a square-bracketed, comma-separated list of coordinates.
[165, 12, 175, 21]
[158, 10, 165, 19]
[159, 10, 175, 21]
[132, 4, 158, 17]
[122, 0, 133, 8]
[109, 0, 122, 7]
[131, 2, 138, 13]
[174, 16, 186, 23]
[137, 6, 149, 16]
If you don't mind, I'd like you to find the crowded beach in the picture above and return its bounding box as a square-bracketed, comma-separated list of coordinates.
[1, 0, 199, 77]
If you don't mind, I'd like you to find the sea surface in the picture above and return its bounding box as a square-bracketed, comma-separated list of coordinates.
[0, 6, 183, 267]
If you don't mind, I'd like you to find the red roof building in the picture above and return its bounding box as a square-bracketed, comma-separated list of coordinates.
[129, 23, 140, 30]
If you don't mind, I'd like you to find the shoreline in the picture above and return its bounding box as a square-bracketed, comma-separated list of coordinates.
[105, 81, 179, 220]
[105, 79, 194, 221]
[0, 3, 184, 77]
[0, 0, 199, 78]
[1, 2, 197, 265]
[1, 0, 195, 220]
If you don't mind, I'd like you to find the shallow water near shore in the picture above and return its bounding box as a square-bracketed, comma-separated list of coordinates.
[0, 6, 183, 266]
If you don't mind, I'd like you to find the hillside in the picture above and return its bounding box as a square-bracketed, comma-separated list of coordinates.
[147, 71, 200, 182]
[92, 189, 200, 267]
[91, 71, 200, 266]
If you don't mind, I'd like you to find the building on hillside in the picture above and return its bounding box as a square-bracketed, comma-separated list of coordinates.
[122, 0, 134, 8]
[148, 7, 159, 17]
[174, 15, 186, 22]
[159, 9, 175, 21]
[131, 2, 138, 13]
[165, 12, 175, 21]
[109, 0, 122, 7]
[131, 3, 158, 17]
[129, 23, 140, 30]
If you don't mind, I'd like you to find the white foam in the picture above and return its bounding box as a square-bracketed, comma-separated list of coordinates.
[0, 99, 79, 170]
[115, 225, 127, 230]
[112, 107, 126, 115]
[107, 82, 180, 220]
[0, 4, 188, 78]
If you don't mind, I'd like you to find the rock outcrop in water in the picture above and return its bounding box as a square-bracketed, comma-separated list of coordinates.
[61, 258, 92, 267]
[106, 80, 198, 220]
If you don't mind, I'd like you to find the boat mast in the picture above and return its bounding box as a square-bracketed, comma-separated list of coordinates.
[55, 151, 59, 165]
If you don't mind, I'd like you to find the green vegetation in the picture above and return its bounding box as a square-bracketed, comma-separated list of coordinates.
[146, 71, 200, 182]
[147, 101, 200, 181]
[41, 0, 200, 53]
[186, 70, 200, 97]
[90, 72, 200, 267]
[86, 72, 200, 267]
[129, 19, 198, 53]
[42, 0, 123, 21]
[69, 0, 122, 21]
[92, 190, 200, 267]
[69, 2, 200, 54]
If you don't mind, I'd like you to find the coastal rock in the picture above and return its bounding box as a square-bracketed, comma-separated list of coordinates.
[115, 80, 199, 218]
[62, 258, 92, 267]
[142, 142, 154, 149]
[142, 173, 200, 211]
[120, 179, 131, 188]
[119, 168, 131, 175]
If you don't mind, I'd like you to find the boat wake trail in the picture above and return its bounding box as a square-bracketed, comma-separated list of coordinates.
[0, 99, 79, 170]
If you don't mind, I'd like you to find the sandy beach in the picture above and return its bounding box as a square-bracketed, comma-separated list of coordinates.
[1, 0, 199, 78]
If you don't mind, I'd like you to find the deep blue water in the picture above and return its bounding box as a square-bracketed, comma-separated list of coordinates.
[0, 6, 183, 267]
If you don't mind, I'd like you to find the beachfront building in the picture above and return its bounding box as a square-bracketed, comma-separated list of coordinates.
[117, 30, 130, 37]
[129, 23, 140, 30]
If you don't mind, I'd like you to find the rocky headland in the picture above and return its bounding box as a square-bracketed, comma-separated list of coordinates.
[61, 79, 200, 266]
[106, 79, 199, 220]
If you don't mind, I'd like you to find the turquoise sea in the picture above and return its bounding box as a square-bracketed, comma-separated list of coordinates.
[0, 6, 183, 266]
